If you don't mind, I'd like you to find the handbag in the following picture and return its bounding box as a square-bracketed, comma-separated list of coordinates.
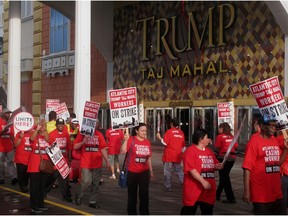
[118, 137, 134, 188]
[118, 165, 128, 188]
[39, 159, 54, 174]
[38, 144, 54, 174]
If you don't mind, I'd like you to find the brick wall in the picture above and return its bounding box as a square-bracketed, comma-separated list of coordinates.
[41, 5, 107, 114]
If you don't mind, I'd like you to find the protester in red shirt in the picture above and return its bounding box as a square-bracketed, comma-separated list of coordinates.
[14, 129, 34, 193]
[181, 129, 223, 215]
[121, 123, 154, 215]
[73, 129, 109, 208]
[215, 122, 238, 203]
[106, 127, 124, 179]
[0, 108, 17, 185]
[276, 133, 288, 208]
[242, 114, 287, 214]
[27, 119, 50, 214]
[156, 118, 185, 192]
[46, 118, 72, 202]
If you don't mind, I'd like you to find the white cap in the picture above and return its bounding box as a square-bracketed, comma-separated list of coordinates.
[71, 118, 79, 124]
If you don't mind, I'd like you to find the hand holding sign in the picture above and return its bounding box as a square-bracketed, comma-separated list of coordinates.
[222, 114, 247, 165]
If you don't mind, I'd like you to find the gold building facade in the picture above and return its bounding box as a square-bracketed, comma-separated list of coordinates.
[113, 1, 284, 149]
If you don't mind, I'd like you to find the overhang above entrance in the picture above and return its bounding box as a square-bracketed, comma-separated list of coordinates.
[40, 1, 113, 62]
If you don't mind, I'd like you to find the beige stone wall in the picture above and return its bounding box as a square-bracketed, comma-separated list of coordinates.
[32, 2, 42, 119]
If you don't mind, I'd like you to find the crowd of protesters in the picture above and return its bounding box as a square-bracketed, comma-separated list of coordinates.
[1, 107, 288, 215]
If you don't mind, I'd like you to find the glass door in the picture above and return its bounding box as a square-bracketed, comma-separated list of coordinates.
[192, 107, 217, 145]
[145, 109, 155, 141]
[175, 108, 190, 144]
[236, 106, 251, 152]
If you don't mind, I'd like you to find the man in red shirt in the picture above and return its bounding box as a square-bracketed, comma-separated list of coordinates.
[47, 118, 72, 202]
[0, 108, 17, 185]
[242, 114, 287, 214]
[156, 118, 185, 192]
[106, 128, 124, 179]
[74, 129, 110, 208]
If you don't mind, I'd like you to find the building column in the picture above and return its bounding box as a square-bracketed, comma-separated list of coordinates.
[74, 0, 91, 123]
[7, 1, 21, 111]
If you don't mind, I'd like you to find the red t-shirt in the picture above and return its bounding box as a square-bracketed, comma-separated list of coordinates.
[106, 128, 124, 155]
[126, 136, 152, 173]
[182, 145, 219, 206]
[214, 133, 238, 159]
[74, 130, 107, 169]
[242, 134, 283, 202]
[27, 134, 51, 173]
[276, 134, 288, 175]
[162, 128, 185, 163]
[49, 128, 71, 161]
[245, 132, 261, 154]
[0, 118, 14, 152]
[14, 130, 33, 165]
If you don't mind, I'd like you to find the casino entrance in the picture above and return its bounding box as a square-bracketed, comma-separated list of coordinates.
[145, 107, 217, 145]
[99, 105, 260, 152]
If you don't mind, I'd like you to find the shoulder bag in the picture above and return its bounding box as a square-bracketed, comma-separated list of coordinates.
[118, 137, 134, 188]
[38, 143, 54, 174]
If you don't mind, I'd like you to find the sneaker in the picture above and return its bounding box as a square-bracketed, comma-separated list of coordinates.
[75, 194, 81, 205]
[99, 179, 104, 185]
[11, 178, 18, 185]
[31, 209, 43, 214]
[109, 175, 116, 180]
[116, 169, 120, 173]
[20, 187, 28, 193]
[163, 186, 172, 192]
[89, 203, 100, 209]
[38, 207, 48, 211]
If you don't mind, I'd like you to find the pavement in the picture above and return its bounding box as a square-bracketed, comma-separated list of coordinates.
[0, 144, 254, 215]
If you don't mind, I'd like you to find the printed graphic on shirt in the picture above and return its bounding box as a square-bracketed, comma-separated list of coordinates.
[135, 144, 150, 163]
[263, 146, 280, 173]
[199, 155, 215, 179]
[35, 138, 50, 154]
[24, 137, 32, 151]
[85, 136, 99, 152]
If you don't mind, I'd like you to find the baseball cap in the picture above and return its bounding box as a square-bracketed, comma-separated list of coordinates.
[56, 118, 65, 125]
[71, 118, 79, 124]
[258, 114, 277, 125]
[2, 108, 12, 113]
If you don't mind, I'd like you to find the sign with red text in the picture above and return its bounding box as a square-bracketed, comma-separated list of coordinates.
[109, 87, 138, 129]
[46, 99, 60, 115]
[250, 76, 288, 129]
[53, 102, 70, 122]
[217, 101, 234, 131]
[46, 142, 70, 179]
[80, 101, 100, 136]
[13, 112, 34, 132]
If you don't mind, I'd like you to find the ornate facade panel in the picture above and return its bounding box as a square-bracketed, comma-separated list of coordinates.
[113, 1, 284, 102]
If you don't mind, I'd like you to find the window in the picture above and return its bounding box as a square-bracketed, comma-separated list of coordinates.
[21, 1, 33, 20]
[50, 9, 69, 54]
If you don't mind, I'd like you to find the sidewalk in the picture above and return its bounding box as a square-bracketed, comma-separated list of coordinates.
[0, 144, 253, 215]
[47, 144, 252, 215]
